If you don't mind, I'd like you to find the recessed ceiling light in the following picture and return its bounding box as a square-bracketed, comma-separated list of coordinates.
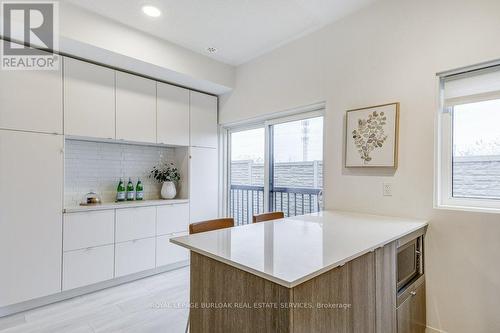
[206, 47, 218, 54]
[142, 5, 161, 18]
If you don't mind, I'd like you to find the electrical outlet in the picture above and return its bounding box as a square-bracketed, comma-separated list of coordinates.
[383, 183, 393, 196]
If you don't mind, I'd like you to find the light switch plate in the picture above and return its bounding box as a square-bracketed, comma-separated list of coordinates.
[383, 183, 393, 196]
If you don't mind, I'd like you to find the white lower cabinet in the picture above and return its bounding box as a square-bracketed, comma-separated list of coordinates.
[115, 207, 156, 243]
[156, 233, 189, 267]
[58, 204, 191, 293]
[115, 237, 156, 277]
[63, 245, 114, 291]
[63, 210, 115, 252]
[157, 204, 190, 236]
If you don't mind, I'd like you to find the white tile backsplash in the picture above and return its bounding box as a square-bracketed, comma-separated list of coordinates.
[65, 140, 175, 206]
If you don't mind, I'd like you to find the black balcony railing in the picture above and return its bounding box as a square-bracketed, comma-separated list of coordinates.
[229, 185, 265, 225]
[229, 185, 322, 226]
[271, 187, 322, 218]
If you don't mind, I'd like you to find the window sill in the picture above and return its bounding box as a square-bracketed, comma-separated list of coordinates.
[434, 203, 500, 215]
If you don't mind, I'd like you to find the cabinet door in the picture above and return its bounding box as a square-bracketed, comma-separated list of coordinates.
[157, 83, 189, 146]
[64, 58, 115, 139]
[190, 91, 218, 148]
[156, 232, 189, 267]
[115, 237, 156, 277]
[115, 207, 157, 243]
[0, 130, 63, 307]
[190, 147, 218, 223]
[116, 72, 156, 143]
[63, 210, 115, 252]
[0, 41, 62, 134]
[397, 282, 426, 333]
[63, 245, 114, 291]
[157, 204, 190, 236]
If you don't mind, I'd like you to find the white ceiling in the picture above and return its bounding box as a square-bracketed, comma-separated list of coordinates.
[65, 0, 376, 66]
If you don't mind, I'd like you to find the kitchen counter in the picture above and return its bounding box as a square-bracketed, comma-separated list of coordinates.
[171, 210, 428, 288]
[64, 198, 189, 213]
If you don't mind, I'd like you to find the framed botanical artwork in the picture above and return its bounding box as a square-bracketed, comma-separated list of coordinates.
[345, 103, 399, 168]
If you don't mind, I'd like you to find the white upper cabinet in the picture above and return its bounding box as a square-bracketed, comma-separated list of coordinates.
[116, 72, 156, 143]
[190, 91, 218, 148]
[190, 147, 218, 223]
[0, 42, 62, 134]
[0, 130, 63, 307]
[64, 58, 116, 139]
[157, 83, 189, 146]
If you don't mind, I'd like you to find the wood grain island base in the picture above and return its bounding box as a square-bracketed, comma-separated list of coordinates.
[190, 245, 395, 333]
[172, 211, 428, 333]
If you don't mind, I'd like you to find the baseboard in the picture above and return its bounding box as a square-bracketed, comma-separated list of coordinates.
[426, 325, 447, 333]
[0, 260, 189, 318]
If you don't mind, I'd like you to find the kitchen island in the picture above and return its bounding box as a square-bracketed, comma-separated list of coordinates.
[171, 210, 428, 333]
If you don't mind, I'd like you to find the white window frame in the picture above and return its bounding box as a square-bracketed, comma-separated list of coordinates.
[221, 103, 326, 217]
[436, 65, 500, 214]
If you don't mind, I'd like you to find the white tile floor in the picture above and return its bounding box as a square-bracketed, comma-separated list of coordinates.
[0, 267, 190, 333]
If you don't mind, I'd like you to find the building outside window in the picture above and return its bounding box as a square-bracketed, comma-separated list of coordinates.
[437, 65, 500, 211]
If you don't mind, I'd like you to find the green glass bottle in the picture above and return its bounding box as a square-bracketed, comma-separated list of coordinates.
[135, 178, 144, 201]
[126, 178, 135, 201]
[116, 178, 126, 202]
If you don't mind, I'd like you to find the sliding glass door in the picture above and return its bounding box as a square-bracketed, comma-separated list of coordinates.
[228, 112, 324, 225]
[270, 116, 323, 217]
[229, 127, 266, 224]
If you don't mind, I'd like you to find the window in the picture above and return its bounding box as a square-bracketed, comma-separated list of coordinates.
[229, 127, 265, 224]
[270, 117, 323, 217]
[437, 65, 500, 212]
[226, 109, 324, 225]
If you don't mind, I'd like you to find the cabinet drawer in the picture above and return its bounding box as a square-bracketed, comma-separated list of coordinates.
[64, 57, 116, 139]
[156, 233, 189, 267]
[157, 204, 189, 236]
[63, 245, 114, 291]
[116, 207, 156, 243]
[64, 210, 115, 251]
[397, 280, 426, 333]
[115, 237, 156, 277]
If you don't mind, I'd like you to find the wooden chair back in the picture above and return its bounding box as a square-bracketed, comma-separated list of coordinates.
[252, 211, 285, 224]
[189, 218, 235, 235]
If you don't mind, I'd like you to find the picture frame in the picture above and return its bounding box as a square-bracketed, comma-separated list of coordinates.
[345, 102, 399, 168]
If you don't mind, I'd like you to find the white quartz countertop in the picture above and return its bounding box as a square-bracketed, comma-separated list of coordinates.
[171, 210, 428, 288]
[64, 199, 189, 213]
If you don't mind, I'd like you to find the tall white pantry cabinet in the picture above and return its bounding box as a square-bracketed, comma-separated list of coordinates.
[0, 58, 64, 307]
[0, 53, 219, 311]
[189, 91, 219, 223]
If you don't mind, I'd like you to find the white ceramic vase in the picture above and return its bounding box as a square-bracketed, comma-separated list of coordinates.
[161, 181, 177, 199]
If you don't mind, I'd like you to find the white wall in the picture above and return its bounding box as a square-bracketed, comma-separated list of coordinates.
[220, 0, 500, 331]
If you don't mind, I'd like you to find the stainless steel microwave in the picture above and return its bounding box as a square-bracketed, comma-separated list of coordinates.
[397, 234, 424, 291]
